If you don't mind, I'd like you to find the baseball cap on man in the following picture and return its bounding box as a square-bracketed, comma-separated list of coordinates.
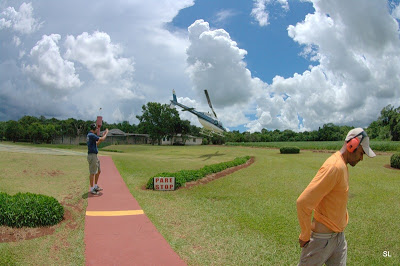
[345, 128, 376, 158]
[90, 123, 97, 130]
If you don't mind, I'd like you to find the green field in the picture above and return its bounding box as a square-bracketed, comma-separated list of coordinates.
[0, 147, 88, 265]
[1, 143, 399, 265]
[226, 140, 400, 152]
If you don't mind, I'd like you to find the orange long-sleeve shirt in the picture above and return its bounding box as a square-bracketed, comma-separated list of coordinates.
[297, 151, 349, 242]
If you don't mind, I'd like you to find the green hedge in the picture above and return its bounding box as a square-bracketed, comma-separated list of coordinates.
[390, 153, 400, 169]
[280, 146, 300, 154]
[146, 156, 251, 189]
[0, 192, 64, 228]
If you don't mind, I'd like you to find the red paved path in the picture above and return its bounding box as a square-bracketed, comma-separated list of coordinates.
[85, 156, 186, 266]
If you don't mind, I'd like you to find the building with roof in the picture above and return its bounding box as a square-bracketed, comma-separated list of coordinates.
[101, 129, 149, 145]
[161, 134, 203, 146]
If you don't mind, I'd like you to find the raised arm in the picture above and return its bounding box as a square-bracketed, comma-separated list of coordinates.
[96, 128, 109, 145]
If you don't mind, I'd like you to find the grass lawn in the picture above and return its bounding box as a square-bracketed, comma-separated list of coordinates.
[111, 145, 399, 265]
[0, 147, 88, 265]
[0, 143, 399, 265]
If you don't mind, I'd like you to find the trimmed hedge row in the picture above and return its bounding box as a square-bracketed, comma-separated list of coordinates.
[280, 146, 300, 154]
[0, 192, 64, 228]
[146, 156, 251, 189]
[391, 153, 400, 169]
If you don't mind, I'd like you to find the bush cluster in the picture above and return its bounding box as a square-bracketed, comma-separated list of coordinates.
[280, 146, 300, 154]
[0, 192, 64, 228]
[146, 156, 251, 189]
[390, 153, 400, 169]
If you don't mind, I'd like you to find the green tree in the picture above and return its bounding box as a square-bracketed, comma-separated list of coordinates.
[18, 116, 40, 140]
[189, 124, 201, 137]
[61, 118, 86, 137]
[282, 129, 297, 141]
[366, 121, 381, 140]
[18, 115, 40, 126]
[0, 121, 6, 141]
[136, 102, 181, 145]
[175, 119, 191, 144]
[29, 122, 46, 143]
[5, 120, 22, 142]
[317, 124, 339, 141]
[44, 124, 57, 143]
[117, 121, 137, 133]
[378, 105, 400, 141]
[225, 130, 245, 142]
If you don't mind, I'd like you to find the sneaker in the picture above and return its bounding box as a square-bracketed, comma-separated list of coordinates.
[94, 186, 103, 192]
[90, 189, 99, 195]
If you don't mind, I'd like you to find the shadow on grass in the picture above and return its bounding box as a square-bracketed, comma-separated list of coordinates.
[81, 191, 103, 199]
[199, 151, 225, 161]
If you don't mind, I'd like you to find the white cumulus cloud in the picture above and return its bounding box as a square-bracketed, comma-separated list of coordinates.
[24, 34, 82, 92]
[185, 19, 265, 129]
[247, 0, 400, 132]
[0, 2, 42, 34]
[186, 19, 254, 107]
[64, 31, 134, 84]
[251, 0, 289, 27]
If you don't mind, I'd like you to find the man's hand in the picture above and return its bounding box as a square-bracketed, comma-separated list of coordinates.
[97, 128, 109, 145]
[299, 238, 309, 248]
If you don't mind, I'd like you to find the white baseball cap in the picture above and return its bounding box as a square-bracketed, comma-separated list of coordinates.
[345, 128, 376, 158]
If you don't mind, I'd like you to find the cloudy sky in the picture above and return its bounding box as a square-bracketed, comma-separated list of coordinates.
[1, 0, 400, 132]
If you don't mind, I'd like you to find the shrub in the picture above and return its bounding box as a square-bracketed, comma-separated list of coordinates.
[102, 149, 124, 153]
[0, 192, 64, 228]
[147, 156, 251, 189]
[280, 146, 300, 154]
[0, 192, 11, 225]
[202, 138, 209, 145]
[390, 153, 400, 169]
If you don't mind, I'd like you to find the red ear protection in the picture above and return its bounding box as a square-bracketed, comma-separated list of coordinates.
[346, 137, 361, 153]
[346, 131, 367, 153]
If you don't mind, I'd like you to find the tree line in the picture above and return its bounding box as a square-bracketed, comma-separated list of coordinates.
[0, 102, 202, 144]
[225, 105, 400, 143]
[0, 104, 399, 144]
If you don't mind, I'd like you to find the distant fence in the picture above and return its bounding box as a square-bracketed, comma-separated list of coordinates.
[52, 134, 149, 145]
[53, 136, 86, 145]
[102, 135, 149, 145]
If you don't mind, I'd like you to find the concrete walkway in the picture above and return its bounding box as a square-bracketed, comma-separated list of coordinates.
[85, 156, 186, 266]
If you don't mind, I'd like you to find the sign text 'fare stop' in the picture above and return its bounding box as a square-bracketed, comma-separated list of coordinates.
[154, 177, 175, 191]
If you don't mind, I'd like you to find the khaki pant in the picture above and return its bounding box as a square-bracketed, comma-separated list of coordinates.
[87, 153, 100, 175]
[299, 232, 347, 266]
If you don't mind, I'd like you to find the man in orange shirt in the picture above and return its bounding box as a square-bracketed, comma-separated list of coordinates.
[297, 128, 376, 265]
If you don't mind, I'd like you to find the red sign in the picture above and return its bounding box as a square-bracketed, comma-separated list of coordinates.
[96, 116, 102, 136]
[154, 177, 175, 191]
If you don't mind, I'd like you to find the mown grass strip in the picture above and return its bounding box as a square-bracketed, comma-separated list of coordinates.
[226, 140, 400, 152]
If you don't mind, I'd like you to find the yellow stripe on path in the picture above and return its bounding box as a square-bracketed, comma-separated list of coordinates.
[86, 210, 144, 216]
